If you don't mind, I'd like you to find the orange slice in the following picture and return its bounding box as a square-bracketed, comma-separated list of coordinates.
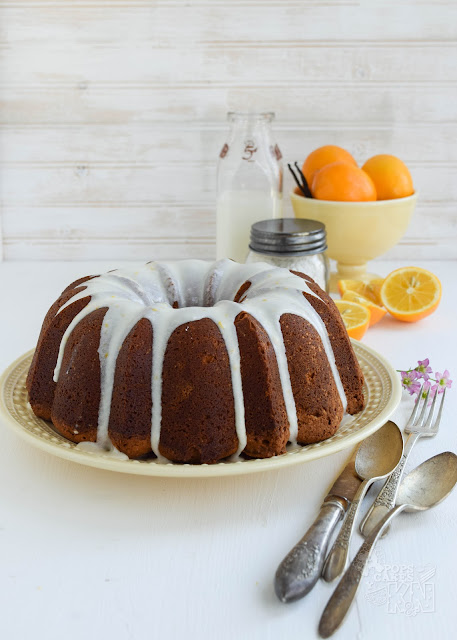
[380, 267, 442, 322]
[334, 300, 370, 340]
[341, 291, 387, 326]
[337, 278, 384, 306]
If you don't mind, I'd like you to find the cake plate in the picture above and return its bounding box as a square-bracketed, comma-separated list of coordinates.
[0, 342, 401, 478]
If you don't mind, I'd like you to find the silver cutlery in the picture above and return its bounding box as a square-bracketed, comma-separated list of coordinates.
[319, 451, 457, 638]
[360, 387, 445, 538]
[322, 421, 403, 582]
[274, 449, 361, 602]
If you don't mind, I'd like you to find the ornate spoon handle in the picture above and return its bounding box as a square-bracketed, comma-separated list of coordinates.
[322, 479, 369, 582]
[274, 499, 345, 602]
[360, 432, 420, 538]
[319, 505, 405, 638]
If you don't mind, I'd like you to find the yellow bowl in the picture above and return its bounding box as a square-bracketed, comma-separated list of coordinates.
[290, 191, 417, 290]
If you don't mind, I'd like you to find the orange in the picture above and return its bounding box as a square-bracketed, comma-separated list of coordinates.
[362, 154, 414, 200]
[311, 162, 377, 202]
[334, 300, 370, 340]
[337, 279, 384, 306]
[302, 145, 357, 186]
[341, 291, 387, 326]
[380, 267, 441, 322]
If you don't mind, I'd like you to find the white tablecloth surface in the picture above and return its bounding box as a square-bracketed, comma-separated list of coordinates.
[0, 259, 456, 640]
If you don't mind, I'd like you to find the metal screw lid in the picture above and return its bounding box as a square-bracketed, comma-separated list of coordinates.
[249, 218, 327, 255]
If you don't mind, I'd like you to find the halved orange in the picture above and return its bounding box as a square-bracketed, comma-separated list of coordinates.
[380, 267, 442, 322]
[341, 291, 387, 326]
[337, 278, 384, 306]
[334, 300, 370, 340]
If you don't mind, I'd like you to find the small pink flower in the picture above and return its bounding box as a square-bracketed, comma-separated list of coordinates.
[435, 370, 453, 393]
[420, 380, 431, 398]
[415, 358, 433, 381]
[401, 370, 421, 395]
[421, 380, 437, 405]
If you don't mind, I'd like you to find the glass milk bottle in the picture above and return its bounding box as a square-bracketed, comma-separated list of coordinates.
[216, 112, 283, 263]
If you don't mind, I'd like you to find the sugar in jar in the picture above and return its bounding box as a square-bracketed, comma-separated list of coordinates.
[246, 218, 329, 291]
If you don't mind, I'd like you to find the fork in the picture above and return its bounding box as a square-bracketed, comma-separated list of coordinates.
[359, 385, 446, 538]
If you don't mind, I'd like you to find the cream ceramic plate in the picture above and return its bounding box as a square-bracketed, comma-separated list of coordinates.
[0, 342, 401, 478]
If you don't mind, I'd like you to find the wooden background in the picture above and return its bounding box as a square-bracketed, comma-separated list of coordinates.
[0, 0, 456, 262]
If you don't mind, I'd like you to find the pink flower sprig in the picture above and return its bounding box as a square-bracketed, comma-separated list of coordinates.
[400, 370, 422, 396]
[397, 358, 452, 400]
[415, 358, 433, 381]
[435, 370, 453, 392]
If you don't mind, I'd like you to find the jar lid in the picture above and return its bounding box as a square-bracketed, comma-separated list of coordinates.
[249, 218, 327, 255]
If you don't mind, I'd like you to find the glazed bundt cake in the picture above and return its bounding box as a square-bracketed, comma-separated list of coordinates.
[27, 259, 365, 463]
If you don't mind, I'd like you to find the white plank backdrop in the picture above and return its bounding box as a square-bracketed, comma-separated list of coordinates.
[0, 0, 457, 262]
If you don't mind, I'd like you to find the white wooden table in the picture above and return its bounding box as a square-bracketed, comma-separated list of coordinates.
[0, 259, 456, 640]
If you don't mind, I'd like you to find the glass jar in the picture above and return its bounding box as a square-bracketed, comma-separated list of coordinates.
[216, 112, 283, 263]
[246, 218, 330, 291]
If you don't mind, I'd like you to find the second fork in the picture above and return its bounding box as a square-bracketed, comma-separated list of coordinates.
[359, 385, 446, 538]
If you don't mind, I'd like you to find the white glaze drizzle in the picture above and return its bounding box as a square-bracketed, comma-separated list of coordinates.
[53, 259, 347, 458]
[97, 302, 146, 449]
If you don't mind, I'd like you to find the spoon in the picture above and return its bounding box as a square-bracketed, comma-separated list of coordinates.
[319, 451, 457, 638]
[322, 420, 403, 582]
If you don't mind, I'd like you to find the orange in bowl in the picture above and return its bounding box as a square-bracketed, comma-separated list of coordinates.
[362, 154, 414, 200]
[311, 162, 377, 202]
[302, 145, 357, 186]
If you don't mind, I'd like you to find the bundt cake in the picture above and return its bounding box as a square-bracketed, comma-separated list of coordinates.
[27, 259, 365, 464]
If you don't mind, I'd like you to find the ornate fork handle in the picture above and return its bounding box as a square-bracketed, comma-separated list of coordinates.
[319, 504, 405, 638]
[360, 432, 420, 538]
